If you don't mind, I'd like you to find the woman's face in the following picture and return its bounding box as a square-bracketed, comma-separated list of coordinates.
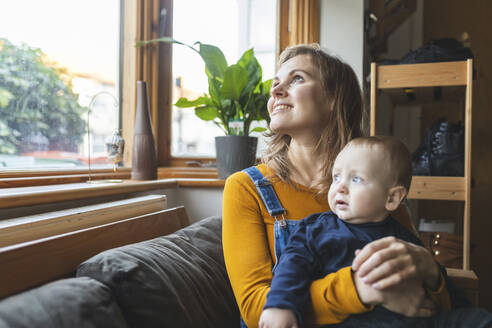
[267, 54, 328, 137]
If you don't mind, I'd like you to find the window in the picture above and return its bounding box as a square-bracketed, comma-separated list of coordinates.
[0, 0, 121, 170]
[171, 0, 277, 158]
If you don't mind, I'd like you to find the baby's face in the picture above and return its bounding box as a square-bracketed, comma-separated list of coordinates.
[328, 145, 392, 224]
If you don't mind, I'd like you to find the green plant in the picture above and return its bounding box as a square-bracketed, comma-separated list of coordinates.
[137, 37, 271, 136]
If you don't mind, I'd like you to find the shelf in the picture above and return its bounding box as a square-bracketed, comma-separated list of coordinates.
[446, 268, 479, 306]
[376, 61, 468, 89]
[381, 85, 465, 106]
[371, 59, 473, 269]
[408, 176, 465, 201]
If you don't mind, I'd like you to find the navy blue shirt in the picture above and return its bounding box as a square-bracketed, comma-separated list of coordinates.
[264, 211, 423, 324]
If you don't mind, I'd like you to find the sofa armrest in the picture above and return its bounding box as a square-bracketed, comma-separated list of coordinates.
[0, 277, 129, 328]
[77, 216, 239, 328]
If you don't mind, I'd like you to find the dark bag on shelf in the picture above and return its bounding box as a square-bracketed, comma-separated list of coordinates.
[420, 231, 463, 269]
[412, 118, 464, 176]
[400, 38, 473, 64]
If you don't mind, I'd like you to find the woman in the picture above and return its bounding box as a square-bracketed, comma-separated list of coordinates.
[222, 44, 449, 327]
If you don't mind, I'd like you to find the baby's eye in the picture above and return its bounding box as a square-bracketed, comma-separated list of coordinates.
[352, 176, 362, 183]
[333, 174, 341, 182]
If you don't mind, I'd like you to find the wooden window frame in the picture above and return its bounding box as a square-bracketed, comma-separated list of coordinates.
[0, 1, 135, 185]
[1, 0, 319, 187]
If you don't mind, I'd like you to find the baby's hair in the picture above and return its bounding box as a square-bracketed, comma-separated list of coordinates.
[345, 136, 412, 192]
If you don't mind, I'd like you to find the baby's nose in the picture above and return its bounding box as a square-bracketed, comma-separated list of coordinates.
[336, 181, 348, 193]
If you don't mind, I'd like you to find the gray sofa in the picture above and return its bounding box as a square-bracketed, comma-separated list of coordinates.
[0, 216, 240, 328]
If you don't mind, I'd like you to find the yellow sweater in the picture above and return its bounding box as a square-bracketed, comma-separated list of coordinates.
[222, 164, 448, 328]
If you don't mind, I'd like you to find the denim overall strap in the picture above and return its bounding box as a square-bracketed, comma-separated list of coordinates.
[242, 166, 299, 260]
[243, 166, 286, 217]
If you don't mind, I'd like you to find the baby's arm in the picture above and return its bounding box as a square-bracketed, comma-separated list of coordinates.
[259, 308, 298, 328]
[264, 218, 318, 326]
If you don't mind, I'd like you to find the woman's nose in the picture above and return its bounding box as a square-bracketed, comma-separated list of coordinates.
[270, 82, 287, 98]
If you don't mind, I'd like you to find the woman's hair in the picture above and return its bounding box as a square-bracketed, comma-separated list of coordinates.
[262, 43, 363, 193]
[346, 136, 413, 192]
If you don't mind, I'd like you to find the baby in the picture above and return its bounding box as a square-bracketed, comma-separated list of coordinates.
[259, 136, 454, 328]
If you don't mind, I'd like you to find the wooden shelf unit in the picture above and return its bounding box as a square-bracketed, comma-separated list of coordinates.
[370, 60, 473, 270]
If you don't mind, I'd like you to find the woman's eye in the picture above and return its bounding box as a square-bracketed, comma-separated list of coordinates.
[352, 176, 362, 183]
[291, 75, 304, 84]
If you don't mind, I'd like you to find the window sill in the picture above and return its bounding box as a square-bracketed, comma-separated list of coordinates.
[0, 176, 225, 210]
[0, 166, 219, 188]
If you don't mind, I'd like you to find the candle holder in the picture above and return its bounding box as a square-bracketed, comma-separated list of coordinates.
[86, 91, 124, 184]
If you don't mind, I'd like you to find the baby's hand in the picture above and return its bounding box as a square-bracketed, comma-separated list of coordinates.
[259, 308, 298, 328]
[352, 269, 384, 305]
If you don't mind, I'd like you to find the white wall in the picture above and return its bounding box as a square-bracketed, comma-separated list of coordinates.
[167, 187, 223, 223]
[319, 0, 364, 85]
[122, 186, 223, 223]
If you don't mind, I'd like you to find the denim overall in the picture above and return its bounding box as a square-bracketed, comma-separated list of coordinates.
[239, 166, 298, 327]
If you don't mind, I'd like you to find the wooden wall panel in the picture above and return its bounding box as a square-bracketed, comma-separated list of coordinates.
[424, 0, 492, 310]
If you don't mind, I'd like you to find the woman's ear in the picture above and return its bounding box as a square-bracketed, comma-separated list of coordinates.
[385, 186, 407, 212]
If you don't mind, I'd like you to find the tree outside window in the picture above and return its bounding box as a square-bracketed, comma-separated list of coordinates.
[0, 38, 86, 157]
[0, 0, 120, 169]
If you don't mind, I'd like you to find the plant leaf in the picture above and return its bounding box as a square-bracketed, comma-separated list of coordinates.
[135, 37, 198, 54]
[261, 79, 273, 96]
[250, 126, 267, 133]
[221, 64, 248, 101]
[237, 49, 261, 97]
[195, 105, 218, 121]
[175, 96, 212, 108]
[208, 76, 222, 106]
[196, 42, 228, 79]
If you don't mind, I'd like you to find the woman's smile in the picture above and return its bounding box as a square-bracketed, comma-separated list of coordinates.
[271, 104, 293, 116]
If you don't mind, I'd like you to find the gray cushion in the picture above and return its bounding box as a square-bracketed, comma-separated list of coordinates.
[0, 277, 129, 328]
[77, 216, 239, 328]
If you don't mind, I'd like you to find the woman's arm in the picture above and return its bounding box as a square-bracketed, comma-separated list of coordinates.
[306, 266, 370, 325]
[222, 173, 369, 327]
[222, 174, 274, 328]
[351, 237, 450, 313]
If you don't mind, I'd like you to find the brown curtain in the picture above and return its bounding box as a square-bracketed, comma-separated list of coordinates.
[277, 0, 320, 58]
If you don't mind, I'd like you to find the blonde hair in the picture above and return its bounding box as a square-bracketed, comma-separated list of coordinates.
[262, 44, 363, 193]
[346, 136, 412, 192]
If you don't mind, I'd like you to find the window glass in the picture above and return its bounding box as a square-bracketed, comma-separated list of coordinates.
[172, 0, 276, 158]
[0, 0, 120, 169]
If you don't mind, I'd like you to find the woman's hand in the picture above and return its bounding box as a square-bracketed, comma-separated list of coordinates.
[259, 308, 298, 328]
[351, 236, 441, 291]
[352, 269, 437, 317]
[379, 281, 437, 317]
